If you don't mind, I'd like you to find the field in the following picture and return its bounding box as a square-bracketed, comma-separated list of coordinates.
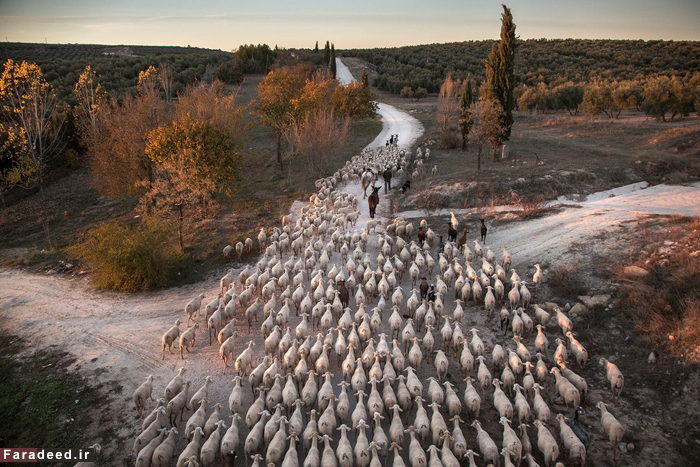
[342, 39, 700, 93]
[1, 50, 700, 467]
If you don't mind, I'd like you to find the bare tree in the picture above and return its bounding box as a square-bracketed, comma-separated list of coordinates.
[436, 72, 460, 148]
[283, 108, 349, 178]
[158, 63, 174, 103]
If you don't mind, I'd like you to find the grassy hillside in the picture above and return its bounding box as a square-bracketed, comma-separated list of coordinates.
[343, 39, 700, 94]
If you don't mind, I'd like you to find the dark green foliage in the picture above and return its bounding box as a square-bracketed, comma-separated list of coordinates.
[234, 44, 276, 74]
[324, 41, 331, 65]
[459, 75, 473, 150]
[330, 44, 337, 78]
[360, 68, 369, 88]
[215, 60, 244, 84]
[0, 335, 99, 451]
[344, 39, 700, 95]
[314, 41, 319, 52]
[1, 43, 231, 105]
[484, 5, 516, 140]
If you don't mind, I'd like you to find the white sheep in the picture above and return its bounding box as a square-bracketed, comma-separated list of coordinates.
[184, 293, 205, 326]
[179, 323, 198, 359]
[161, 319, 182, 360]
[533, 420, 559, 467]
[596, 402, 624, 460]
[599, 357, 624, 403]
[133, 375, 154, 416]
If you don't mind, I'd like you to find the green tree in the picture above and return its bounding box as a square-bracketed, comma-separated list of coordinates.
[314, 41, 319, 53]
[459, 74, 473, 150]
[400, 86, 414, 99]
[580, 79, 617, 118]
[484, 4, 517, 140]
[414, 87, 428, 100]
[330, 44, 337, 79]
[360, 68, 369, 88]
[552, 82, 584, 115]
[323, 41, 331, 65]
[668, 76, 694, 121]
[641, 76, 671, 121]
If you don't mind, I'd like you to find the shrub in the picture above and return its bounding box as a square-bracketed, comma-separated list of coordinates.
[68, 215, 180, 291]
[549, 264, 585, 298]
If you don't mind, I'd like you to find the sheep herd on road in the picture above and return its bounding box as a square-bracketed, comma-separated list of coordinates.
[126, 145, 626, 467]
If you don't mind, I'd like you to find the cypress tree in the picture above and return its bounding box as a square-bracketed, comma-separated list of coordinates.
[323, 41, 330, 65]
[330, 44, 337, 79]
[360, 68, 368, 88]
[484, 4, 517, 140]
[459, 74, 473, 150]
[314, 41, 319, 52]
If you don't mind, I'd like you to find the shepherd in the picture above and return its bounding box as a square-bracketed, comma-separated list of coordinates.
[368, 185, 381, 219]
[383, 167, 392, 193]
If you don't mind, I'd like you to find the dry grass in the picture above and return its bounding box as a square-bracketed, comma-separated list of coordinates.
[614, 216, 700, 361]
[548, 263, 586, 298]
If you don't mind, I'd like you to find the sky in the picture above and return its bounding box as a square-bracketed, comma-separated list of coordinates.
[0, 0, 698, 50]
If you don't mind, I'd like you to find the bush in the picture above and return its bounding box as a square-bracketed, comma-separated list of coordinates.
[68, 215, 181, 291]
[549, 264, 585, 298]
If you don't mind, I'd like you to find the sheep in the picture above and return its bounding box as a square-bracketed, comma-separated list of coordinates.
[533, 420, 559, 467]
[557, 362, 588, 401]
[164, 367, 186, 401]
[464, 450, 479, 467]
[152, 428, 178, 467]
[162, 320, 182, 359]
[565, 331, 588, 367]
[492, 379, 514, 421]
[142, 398, 167, 431]
[599, 357, 625, 403]
[166, 381, 191, 425]
[134, 407, 167, 455]
[133, 375, 154, 416]
[176, 427, 204, 467]
[198, 421, 226, 467]
[220, 414, 242, 464]
[72, 444, 101, 467]
[550, 367, 581, 409]
[472, 420, 500, 467]
[179, 323, 198, 359]
[532, 384, 550, 423]
[245, 411, 269, 461]
[534, 305, 550, 326]
[555, 414, 586, 467]
[190, 376, 213, 411]
[219, 333, 239, 373]
[597, 402, 624, 459]
[185, 398, 209, 440]
[135, 429, 166, 467]
[463, 377, 481, 420]
[500, 417, 523, 467]
[185, 293, 205, 326]
[556, 308, 573, 335]
[533, 264, 542, 290]
[513, 384, 532, 425]
[235, 341, 256, 376]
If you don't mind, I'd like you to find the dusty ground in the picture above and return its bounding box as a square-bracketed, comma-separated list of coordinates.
[2, 61, 700, 467]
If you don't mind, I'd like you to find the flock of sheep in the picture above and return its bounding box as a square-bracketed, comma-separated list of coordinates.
[126, 145, 627, 467]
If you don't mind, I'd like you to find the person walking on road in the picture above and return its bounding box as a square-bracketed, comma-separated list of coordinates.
[383, 167, 392, 193]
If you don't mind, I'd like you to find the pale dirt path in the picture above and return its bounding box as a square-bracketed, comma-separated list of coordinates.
[336, 57, 424, 149]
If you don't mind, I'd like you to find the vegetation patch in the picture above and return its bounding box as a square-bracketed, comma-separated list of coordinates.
[0, 335, 99, 453]
[68, 215, 183, 292]
[613, 216, 700, 361]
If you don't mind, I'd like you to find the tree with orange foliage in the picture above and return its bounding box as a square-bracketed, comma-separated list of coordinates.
[0, 59, 64, 196]
[332, 81, 377, 119]
[142, 116, 242, 249]
[436, 72, 460, 148]
[257, 64, 312, 167]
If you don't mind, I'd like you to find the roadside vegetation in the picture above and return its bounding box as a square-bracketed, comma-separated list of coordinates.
[0, 41, 379, 291]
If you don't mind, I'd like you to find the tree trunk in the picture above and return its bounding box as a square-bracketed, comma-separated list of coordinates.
[461, 132, 467, 151]
[477, 145, 482, 171]
[176, 204, 184, 250]
[276, 132, 282, 169]
[492, 146, 498, 162]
